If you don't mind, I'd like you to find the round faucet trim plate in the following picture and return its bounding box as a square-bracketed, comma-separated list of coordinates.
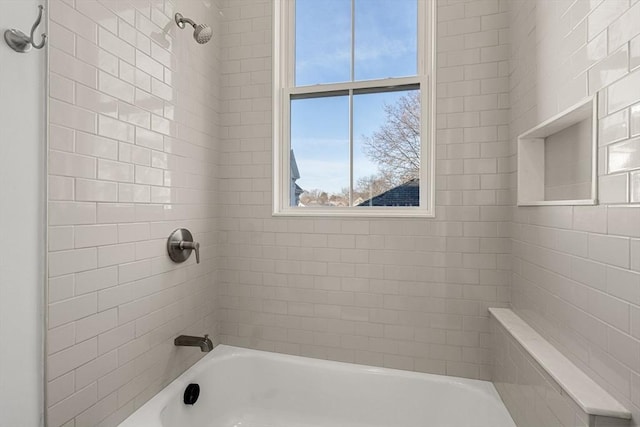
[167, 228, 200, 264]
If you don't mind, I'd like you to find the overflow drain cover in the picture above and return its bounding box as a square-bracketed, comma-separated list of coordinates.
[183, 383, 200, 405]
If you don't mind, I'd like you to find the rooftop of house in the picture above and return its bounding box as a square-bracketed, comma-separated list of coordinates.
[357, 179, 419, 207]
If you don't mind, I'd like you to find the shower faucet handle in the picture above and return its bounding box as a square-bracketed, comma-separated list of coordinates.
[167, 228, 201, 264]
[179, 241, 200, 264]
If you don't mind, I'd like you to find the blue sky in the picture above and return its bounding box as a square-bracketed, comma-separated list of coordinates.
[291, 0, 418, 196]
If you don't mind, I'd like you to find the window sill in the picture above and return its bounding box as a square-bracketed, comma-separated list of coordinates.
[272, 207, 435, 218]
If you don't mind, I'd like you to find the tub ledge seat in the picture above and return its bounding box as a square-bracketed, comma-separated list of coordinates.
[489, 308, 632, 427]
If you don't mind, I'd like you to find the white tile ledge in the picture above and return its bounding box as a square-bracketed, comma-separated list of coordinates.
[489, 308, 631, 420]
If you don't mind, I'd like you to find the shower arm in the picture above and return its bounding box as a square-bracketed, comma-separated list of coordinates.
[175, 13, 197, 29]
[173, 12, 212, 44]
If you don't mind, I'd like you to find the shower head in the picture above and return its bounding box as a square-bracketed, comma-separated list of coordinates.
[193, 24, 213, 44]
[175, 13, 213, 44]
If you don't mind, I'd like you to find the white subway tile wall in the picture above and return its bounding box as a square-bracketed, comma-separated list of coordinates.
[509, 0, 640, 425]
[46, 0, 221, 425]
[44, 0, 640, 425]
[217, 0, 511, 381]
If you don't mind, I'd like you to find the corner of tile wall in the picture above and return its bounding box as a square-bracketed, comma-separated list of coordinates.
[509, 0, 640, 425]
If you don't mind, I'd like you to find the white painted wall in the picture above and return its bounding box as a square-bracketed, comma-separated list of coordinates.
[0, 1, 46, 426]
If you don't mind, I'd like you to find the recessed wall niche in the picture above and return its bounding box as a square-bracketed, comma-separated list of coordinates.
[517, 95, 598, 206]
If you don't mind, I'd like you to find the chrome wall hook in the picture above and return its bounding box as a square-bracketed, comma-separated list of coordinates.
[4, 5, 47, 53]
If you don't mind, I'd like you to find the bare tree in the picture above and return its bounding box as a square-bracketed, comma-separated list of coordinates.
[299, 189, 326, 206]
[354, 173, 395, 199]
[300, 188, 349, 207]
[361, 91, 420, 186]
[299, 92, 420, 206]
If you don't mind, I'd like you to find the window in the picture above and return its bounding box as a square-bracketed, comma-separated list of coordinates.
[273, 0, 435, 216]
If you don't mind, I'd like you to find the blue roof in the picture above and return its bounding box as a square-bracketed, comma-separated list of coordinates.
[357, 179, 419, 207]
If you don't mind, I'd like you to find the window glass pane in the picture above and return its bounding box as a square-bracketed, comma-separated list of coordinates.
[354, 0, 417, 81]
[295, 0, 351, 86]
[291, 95, 350, 207]
[353, 89, 420, 207]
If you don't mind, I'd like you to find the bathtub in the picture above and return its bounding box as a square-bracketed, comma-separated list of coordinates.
[119, 345, 516, 427]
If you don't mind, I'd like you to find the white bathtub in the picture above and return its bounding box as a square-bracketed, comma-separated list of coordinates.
[120, 345, 516, 427]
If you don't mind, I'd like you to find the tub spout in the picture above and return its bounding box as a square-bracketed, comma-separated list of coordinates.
[174, 334, 214, 352]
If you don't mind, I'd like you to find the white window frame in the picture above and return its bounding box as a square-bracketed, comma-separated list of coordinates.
[273, 0, 436, 217]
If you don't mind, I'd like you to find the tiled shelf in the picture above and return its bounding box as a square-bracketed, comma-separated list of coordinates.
[489, 308, 630, 421]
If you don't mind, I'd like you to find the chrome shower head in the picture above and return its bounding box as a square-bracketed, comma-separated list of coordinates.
[193, 24, 213, 44]
[175, 13, 213, 44]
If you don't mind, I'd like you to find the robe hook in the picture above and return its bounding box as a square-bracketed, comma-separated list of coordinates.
[4, 5, 47, 53]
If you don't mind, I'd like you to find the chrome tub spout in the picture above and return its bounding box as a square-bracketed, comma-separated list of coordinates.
[174, 334, 214, 352]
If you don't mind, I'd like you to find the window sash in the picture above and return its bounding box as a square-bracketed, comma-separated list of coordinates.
[289, 77, 421, 98]
[273, 0, 436, 217]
